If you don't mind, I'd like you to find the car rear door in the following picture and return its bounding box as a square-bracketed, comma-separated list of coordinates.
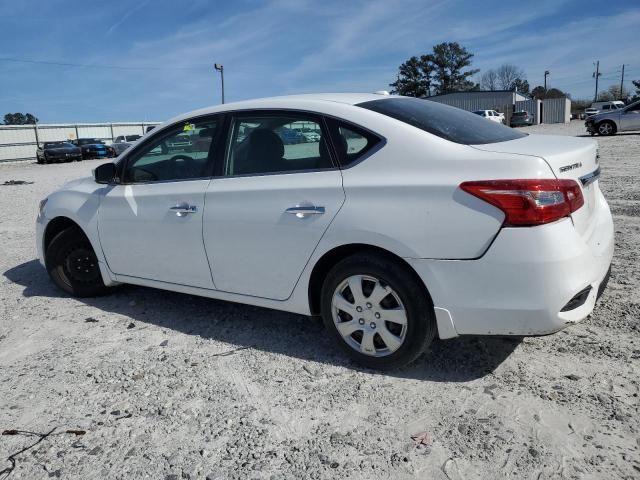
[97, 116, 220, 288]
[202, 111, 345, 300]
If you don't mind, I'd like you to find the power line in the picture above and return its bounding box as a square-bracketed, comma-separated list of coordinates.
[0, 57, 209, 71]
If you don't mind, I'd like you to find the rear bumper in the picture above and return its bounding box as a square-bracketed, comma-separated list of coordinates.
[407, 190, 614, 338]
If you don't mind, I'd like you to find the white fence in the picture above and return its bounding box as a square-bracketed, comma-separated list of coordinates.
[0, 121, 162, 162]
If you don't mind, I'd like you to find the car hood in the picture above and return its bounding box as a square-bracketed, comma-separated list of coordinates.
[46, 146, 80, 153]
[61, 176, 97, 192]
[589, 110, 620, 121]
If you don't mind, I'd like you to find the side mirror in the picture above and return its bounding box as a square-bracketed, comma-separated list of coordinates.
[94, 162, 117, 184]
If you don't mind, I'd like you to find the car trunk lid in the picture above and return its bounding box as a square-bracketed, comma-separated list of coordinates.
[471, 134, 599, 237]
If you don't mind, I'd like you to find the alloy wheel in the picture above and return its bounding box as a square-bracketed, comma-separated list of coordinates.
[598, 123, 613, 135]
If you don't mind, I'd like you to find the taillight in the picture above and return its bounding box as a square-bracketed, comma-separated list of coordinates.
[459, 179, 584, 226]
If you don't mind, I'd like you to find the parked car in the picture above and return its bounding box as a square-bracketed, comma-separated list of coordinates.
[585, 99, 640, 136]
[36, 94, 613, 369]
[303, 131, 321, 142]
[36, 142, 82, 164]
[114, 135, 141, 143]
[110, 141, 134, 156]
[510, 111, 534, 127]
[277, 126, 306, 144]
[590, 101, 625, 112]
[472, 109, 505, 124]
[73, 138, 112, 159]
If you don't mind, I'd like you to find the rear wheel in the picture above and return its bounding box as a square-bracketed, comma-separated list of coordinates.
[45, 227, 108, 297]
[597, 121, 616, 136]
[321, 253, 436, 369]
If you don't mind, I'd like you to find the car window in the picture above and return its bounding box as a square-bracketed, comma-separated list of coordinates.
[224, 114, 333, 176]
[358, 97, 527, 145]
[625, 102, 640, 112]
[324, 119, 381, 167]
[603, 105, 610, 110]
[123, 118, 217, 183]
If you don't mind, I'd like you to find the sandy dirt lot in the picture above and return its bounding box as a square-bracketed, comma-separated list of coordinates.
[1, 121, 639, 479]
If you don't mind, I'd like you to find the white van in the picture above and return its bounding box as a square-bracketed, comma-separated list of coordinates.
[591, 101, 625, 112]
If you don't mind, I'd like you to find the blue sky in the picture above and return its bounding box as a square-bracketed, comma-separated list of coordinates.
[1, 0, 638, 123]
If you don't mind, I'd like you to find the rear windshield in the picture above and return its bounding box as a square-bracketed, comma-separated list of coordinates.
[513, 112, 527, 116]
[357, 97, 526, 145]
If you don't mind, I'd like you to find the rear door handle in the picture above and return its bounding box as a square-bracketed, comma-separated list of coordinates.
[170, 202, 197, 216]
[285, 205, 325, 218]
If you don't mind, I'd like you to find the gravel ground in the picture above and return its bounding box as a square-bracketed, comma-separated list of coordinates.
[1, 121, 639, 479]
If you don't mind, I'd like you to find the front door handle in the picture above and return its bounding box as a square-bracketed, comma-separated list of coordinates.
[285, 205, 325, 218]
[170, 202, 197, 217]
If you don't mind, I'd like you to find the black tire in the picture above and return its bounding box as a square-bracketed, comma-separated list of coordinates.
[45, 226, 108, 297]
[320, 253, 437, 370]
[597, 121, 617, 136]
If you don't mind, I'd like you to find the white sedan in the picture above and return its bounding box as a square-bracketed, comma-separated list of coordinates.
[36, 93, 613, 369]
[473, 109, 506, 124]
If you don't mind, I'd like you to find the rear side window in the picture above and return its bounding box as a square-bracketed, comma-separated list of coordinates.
[325, 119, 380, 167]
[358, 97, 526, 145]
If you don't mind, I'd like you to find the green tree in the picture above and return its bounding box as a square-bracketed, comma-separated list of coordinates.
[510, 78, 530, 96]
[430, 42, 479, 94]
[3, 112, 38, 125]
[531, 86, 565, 99]
[389, 55, 433, 97]
[633, 80, 640, 100]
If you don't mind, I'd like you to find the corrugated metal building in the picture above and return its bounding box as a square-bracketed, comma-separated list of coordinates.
[427, 91, 571, 125]
[0, 121, 161, 162]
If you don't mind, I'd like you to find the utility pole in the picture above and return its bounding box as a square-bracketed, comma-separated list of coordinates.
[620, 64, 625, 100]
[544, 70, 550, 91]
[214, 63, 225, 104]
[593, 61, 601, 102]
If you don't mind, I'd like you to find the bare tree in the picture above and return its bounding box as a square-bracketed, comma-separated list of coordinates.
[480, 69, 498, 91]
[496, 64, 526, 90]
[607, 84, 630, 100]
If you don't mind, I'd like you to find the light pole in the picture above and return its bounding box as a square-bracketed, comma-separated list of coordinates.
[214, 63, 225, 104]
[544, 70, 550, 91]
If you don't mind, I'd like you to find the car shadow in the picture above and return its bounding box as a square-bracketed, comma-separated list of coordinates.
[4, 259, 520, 382]
[577, 132, 640, 138]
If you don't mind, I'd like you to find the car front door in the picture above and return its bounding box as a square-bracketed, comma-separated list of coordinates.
[97, 116, 220, 288]
[620, 102, 640, 131]
[202, 111, 345, 300]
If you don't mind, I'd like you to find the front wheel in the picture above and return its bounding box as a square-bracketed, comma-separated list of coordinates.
[320, 253, 436, 369]
[45, 227, 108, 297]
[597, 121, 616, 136]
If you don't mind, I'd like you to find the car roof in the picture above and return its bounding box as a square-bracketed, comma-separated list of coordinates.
[166, 93, 395, 125]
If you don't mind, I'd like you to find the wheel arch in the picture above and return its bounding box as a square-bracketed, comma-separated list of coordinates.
[43, 216, 84, 253]
[307, 243, 433, 316]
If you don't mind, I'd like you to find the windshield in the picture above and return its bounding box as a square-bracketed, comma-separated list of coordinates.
[358, 97, 526, 145]
[44, 142, 74, 148]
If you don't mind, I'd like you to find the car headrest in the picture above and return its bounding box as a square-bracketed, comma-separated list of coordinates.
[247, 129, 284, 159]
[199, 127, 215, 138]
